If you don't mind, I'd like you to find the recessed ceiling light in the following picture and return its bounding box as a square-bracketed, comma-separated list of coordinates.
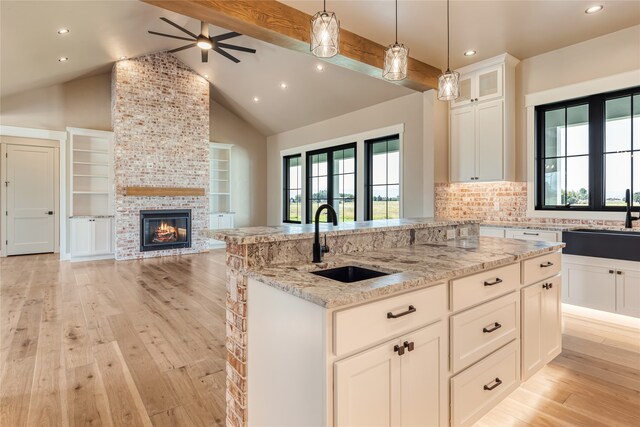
[280, 82, 288, 89]
[58, 57, 69, 62]
[585, 5, 604, 14]
[253, 96, 260, 102]
[57, 28, 70, 35]
[463, 50, 477, 57]
[315, 64, 324, 71]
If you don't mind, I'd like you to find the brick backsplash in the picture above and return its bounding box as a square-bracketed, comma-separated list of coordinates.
[112, 52, 210, 260]
[435, 181, 637, 229]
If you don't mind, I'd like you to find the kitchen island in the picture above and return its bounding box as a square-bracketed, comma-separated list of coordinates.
[209, 219, 564, 427]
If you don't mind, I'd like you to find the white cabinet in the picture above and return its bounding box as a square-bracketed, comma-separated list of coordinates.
[563, 255, 640, 317]
[451, 64, 503, 108]
[334, 321, 447, 427]
[521, 275, 562, 380]
[504, 229, 561, 242]
[449, 54, 518, 183]
[70, 217, 113, 258]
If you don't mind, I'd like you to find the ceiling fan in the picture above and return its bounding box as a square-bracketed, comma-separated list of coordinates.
[148, 17, 256, 63]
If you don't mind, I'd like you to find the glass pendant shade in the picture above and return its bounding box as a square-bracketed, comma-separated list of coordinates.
[310, 11, 340, 58]
[438, 68, 460, 101]
[383, 43, 409, 81]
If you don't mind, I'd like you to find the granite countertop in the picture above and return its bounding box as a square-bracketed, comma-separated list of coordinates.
[245, 236, 565, 308]
[481, 220, 638, 232]
[207, 217, 480, 244]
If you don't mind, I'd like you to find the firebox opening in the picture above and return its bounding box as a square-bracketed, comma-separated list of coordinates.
[140, 209, 191, 252]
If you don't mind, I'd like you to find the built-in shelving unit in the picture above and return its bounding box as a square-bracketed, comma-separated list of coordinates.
[210, 142, 235, 248]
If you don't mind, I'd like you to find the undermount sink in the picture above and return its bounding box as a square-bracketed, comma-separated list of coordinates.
[310, 266, 390, 283]
[562, 228, 640, 262]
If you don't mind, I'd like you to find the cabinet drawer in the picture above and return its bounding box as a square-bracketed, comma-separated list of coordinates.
[451, 263, 520, 312]
[333, 284, 446, 357]
[522, 252, 561, 285]
[451, 292, 519, 373]
[505, 229, 559, 242]
[451, 340, 520, 426]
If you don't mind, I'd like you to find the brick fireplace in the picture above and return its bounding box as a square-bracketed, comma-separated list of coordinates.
[112, 52, 210, 260]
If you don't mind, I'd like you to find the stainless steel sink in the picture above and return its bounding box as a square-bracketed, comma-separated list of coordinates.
[562, 229, 640, 261]
[310, 266, 389, 283]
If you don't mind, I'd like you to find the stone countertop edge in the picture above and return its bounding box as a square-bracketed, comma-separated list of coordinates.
[242, 238, 566, 309]
[481, 220, 638, 232]
[207, 218, 481, 244]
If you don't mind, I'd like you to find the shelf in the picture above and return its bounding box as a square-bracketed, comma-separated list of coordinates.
[74, 191, 109, 195]
[210, 192, 230, 195]
[73, 161, 109, 166]
[73, 149, 109, 154]
[210, 169, 229, 172]
[212, 159, 229, 162]
[211, 179, 228, 182]
[74, 174, 109, 178]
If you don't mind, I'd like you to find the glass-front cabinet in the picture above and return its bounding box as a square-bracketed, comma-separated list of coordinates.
[451, 64, 503, 108]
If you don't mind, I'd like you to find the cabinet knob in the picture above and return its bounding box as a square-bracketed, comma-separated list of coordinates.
[403, 341, 415, 352]
[617, 271, 623, 275]
[609, 270, 615, 274]
[393, 344, 405, 356]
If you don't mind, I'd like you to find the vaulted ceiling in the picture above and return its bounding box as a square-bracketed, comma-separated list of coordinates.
[1, 1, 638, 136]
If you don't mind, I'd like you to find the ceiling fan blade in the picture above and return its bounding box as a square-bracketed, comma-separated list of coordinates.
[201, 21, 209, 38]
[148, 31, 194, 42]
[160, 17, 197, 39]
[168, 43, 197, 53]
[211, 32, 241, 42]
[202, 49, 208, 63]
[213, 47, 240, 63]
[217, 43, 256, 54]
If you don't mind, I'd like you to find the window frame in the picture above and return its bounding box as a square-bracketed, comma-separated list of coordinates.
[282, 154, 302, 224]
[305, 143, 357, 224]
[364, 134, 401, 221]
[535, 86, 640, 212]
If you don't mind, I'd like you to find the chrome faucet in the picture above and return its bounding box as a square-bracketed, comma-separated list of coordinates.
[625, 189, 639, 229]
[313, 204, 338, 263]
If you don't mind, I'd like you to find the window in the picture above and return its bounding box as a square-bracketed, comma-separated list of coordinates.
[535, 86, 640, 211]
[365, 135, 400, 220]
[306, 144, 356, 223]
[283, 155, 302, 223]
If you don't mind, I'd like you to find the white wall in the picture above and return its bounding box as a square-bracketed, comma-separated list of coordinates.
[210, 100, 268, 227]
[266, 92, 438, 225]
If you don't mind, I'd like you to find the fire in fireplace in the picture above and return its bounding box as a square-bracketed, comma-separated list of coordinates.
[140, 209, 191, 252]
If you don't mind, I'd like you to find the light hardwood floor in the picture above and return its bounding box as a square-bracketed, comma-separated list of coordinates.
[1, 251, 639, 426]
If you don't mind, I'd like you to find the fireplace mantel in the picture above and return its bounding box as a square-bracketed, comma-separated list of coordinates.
[124, 186, 206, 197]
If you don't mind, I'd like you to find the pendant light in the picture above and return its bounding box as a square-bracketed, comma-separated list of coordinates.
[438, 0, 460, 100]
[311, 0, 340, 58]
[383, 0, 409, 81]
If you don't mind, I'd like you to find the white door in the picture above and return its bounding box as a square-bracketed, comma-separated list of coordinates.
[450, 106, 476, 182]
[6, 144, 55, 255]
[521, 282, 544, 380]
[334, 339, 401, 427]
[92, 218, 112, 255]
[542, 276, 562, 362]
[70, 219, 92, 257]
[616, 269, 640, 317]
[563, 263, 616, 312]
[476, 99, 504, 181]
[400, 322, 447, 427]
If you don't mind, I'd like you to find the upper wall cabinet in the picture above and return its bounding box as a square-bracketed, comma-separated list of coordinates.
[449, 54, 519, 183]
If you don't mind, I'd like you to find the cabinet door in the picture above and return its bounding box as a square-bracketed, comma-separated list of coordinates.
[616, 269, 640, 317]
[564, 263, 616, 313]
[521, 282, 544, 380]
[451, 73, 474, 108]
[476, 99, 504, 181]
[70, 219, 93, 257]
[450, 106, 476, 182]
[542, 276, 562, 362]
[400, 322, 447, 427]
[476, 64, 503, 102]
[334, 340, 400, 427]
[92, 218, 112, 255]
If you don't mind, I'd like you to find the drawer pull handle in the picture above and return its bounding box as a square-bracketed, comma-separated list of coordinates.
[540, 261, 554, 268]
[393, 344, 405, 356]
[542, 282, 553, 290]
[483, 377, 503, 391]
[387, 305, 416, 319]
[403, 341, 415, 352]
[523, 232, 539, 236]
[483, 278, 503, 287]
[483, 322, 502, 333]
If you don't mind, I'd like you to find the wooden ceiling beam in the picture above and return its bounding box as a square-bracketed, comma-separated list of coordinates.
[141, 0, 440, 91]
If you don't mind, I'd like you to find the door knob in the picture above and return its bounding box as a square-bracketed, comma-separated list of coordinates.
[46, 211, 54, 215]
